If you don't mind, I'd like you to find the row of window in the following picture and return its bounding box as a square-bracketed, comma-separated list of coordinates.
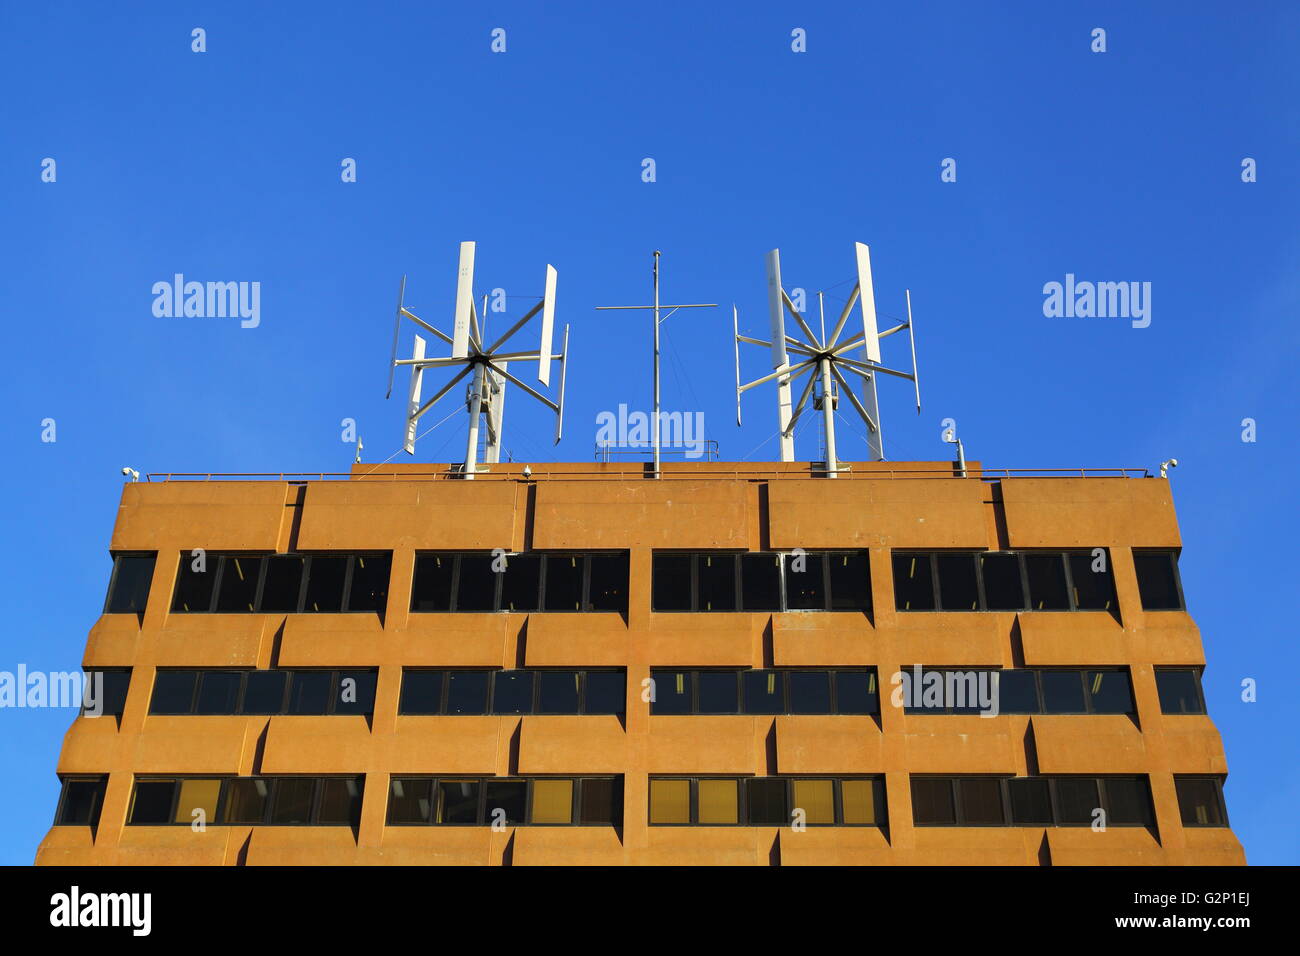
[388, 777, 622, 826]
[81, 667, 1210, 718]
[652, 552, 871, 612]
[53, 774, 1231, 829]
[103, 548, 1187, 617]
[910, 775, 1229, 828]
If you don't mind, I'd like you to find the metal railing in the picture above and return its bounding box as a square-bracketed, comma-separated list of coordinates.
[146, 465, 1150, 482]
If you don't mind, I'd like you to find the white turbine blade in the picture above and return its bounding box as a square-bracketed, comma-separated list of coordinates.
[452, 241, 475, 358]
[906, 289, 921, 412]
[554, 325, 569, 444]
[486, 361, 507, 463]
[403, 334, 427, 455]
[733, 304, 742, 427]
[538, 264, 557, 386]
[765, 250, 789, 369]
[386, 275, 406, 399]
[855, 242, 882, 364]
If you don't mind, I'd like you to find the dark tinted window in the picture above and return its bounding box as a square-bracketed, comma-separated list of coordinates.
[745, 778, 788, 825]
[455, 553, 496, 611]
[260, 556, 304, 612]
[958, 778, 1004, 825]
[129, 780, 177, 824]
[697, 554, 737, 611]
[980, 553, 1024, 610]
[224, 778, 269, 823]
[400, 671, 443, 715]
[1008, 778, 1053, 825]
[1134, 551, 1182, 610]
[1054, 777, 1100, 825]
[445, 671, 489, 715]
[936, 554, 979, 611]
[544, 554, 584, 611]
[740, 553, 782, 611]
[788, 671, 832, 714]
[1086, 670, 1132, 714]
[1025, 554, 1069, 610]
[287, 671, 331, 715]
[652, 554, 692, 611]
[346, 554, 390, 612]
[215, 556, 261, 612]
[437, 780, 481, 824]
[492, 670, 533, 715]
[911, 778, 956, 825]
[242, 670, 288, 714]
[742, 670, 784, 715]
[411, 554, 454, 611]
[388, 778, 433, 824]
[194, 672, 242, 715]
[996, 670, 1040, 714]
[537, 671, 581, 714]
[172, 556, 216, 612]
[106, 555, 157, 618]
[588, 553, 629, 612]
[828, 552, 871, 610]
[88, 670, 131, 716]
[1040, 671, 1087, 714]
[652, 670, 691, 715]
[484, 780, 528, 825]
[150, 670, 198, 714]
[270, 778, 316, 824]
[500, 553, 541, 612]
[1155, 669, 1204, 714]
[57, 778, 106, 825]
[835, 671, 878, 714]
[1068, 551, 1115, 610]
[584, 672, 625, 714]
[1104, 778, 1152, 826]
[580, 778, 621, 825]
[785, 553, 826, 610]
[317, 778, 362, 825]
[334, 670, 377, 715]
[106, 554, 155, 614]
[893, 554, 934, 610]
[697, 671, 739, 714]
[303, 556, 347, 613]
[1175, 777, 1226, 826]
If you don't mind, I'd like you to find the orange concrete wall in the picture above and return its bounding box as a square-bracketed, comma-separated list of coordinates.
[37, 462, 1244, 866]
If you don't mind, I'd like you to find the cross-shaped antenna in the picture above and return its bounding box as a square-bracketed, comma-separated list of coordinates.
[596, 251, 717, 479]
[386, 241, 570, 478]
[735, 242, 921, 476]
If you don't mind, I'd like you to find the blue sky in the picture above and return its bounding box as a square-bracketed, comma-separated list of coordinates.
[1, 1, 1296, 864]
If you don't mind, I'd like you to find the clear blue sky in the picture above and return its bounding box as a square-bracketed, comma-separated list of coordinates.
[1, 2, 1295, 864]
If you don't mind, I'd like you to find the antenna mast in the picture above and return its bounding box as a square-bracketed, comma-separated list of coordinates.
[734, 242, 922, 475]
[596, 252, 716, 479]
[386, 241, 570, 478]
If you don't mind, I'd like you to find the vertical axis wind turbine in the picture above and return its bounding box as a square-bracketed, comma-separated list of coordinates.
[734, 242, 921, 475]
[386, 241, 570, 478]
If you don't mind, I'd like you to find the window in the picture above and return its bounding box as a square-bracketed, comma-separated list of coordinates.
[148, 670, 376, 716]
[1134, 550, 1184, 610]
[649, 668, 878, 716]
[388, 776, 621, 826]
[1155, 668, 1205, 715]
[170, 553, 391, 614]
[104, 553, 155, 614]
[82, 669, 131, 717]
[1175, 777, 1228, 827]
[648, 777, 885, 827]
[896, 550, 1118, 613]
[54, 777, 107, 826]
[903, 668, 1132, 716]
[127, 777, 363, 826]
[398, 669, 625, 716]
[653, 551, 871, 612]
[913, 776, 1153, 828]
[410, 552, 628, 613]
